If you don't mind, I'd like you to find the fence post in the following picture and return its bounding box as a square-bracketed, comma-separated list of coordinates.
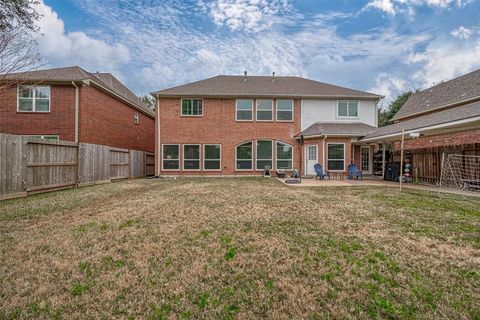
[439, 152, 445, 188]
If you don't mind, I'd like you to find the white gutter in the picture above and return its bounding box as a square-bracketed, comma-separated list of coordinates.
[156, 95, 161, 176]
[71, 81, 79, 143]
[322, 135, 328, 168]
[360, 116, 480, 142]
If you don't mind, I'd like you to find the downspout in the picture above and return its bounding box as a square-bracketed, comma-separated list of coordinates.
[322, 135, 328, 168]
[156, 95, 161, 177]
[72, 81, 79, 143]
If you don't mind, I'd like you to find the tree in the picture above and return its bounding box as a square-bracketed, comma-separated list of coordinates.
[140, 95, 155, 111]
[0, 0, 41, 83]
[378, 91, 413, 127]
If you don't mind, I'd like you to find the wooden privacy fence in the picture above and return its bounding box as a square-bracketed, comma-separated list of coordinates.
[0, 133, 154, 200]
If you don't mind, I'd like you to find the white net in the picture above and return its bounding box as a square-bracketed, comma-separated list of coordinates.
[440, 154, 480, 191]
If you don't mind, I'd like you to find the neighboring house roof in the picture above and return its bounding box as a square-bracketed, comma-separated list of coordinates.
[152, 75, 382, 99]
[361, 101, 480, 141]
[1, 66, 154, 117]
[299, 122, 377, 138]
[392, 68, 480, 121]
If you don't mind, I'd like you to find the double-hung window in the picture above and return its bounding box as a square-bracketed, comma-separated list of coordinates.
[181, 99, 203, 116]
[276, 100, 293, 121]
[18, 85, 50, 112]
[276, 142, 293, 169]
[236, 141, 253, 170]
[163, 145, 180, 170]
[327, 143, 345, 171]
[183, 144, 200, 170]
[256, 99, 273, 121]
[236, 99, 253, 121]
[256, 140, 273, 170]
[337, 100, 358, 118]
[204, 144, 221, 170]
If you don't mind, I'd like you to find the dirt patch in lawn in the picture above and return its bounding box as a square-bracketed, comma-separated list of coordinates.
[0, 178, 479, 319]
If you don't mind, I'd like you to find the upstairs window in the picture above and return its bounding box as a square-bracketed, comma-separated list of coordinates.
[337, 100, 358, 118]
[256, 140, 273, 170]
[134, 113, 139, 124]
[256, 99, 273, 121]
[276, 100, 293, 121]
[18, 85, 50, 112]
[181, 99, 203, 116]
[236, 99, 253, 121]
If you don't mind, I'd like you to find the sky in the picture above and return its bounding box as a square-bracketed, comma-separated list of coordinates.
[34, 0, 480, 106]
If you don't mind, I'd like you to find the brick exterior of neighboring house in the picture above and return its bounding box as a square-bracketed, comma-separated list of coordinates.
[0, 67, 155, 152]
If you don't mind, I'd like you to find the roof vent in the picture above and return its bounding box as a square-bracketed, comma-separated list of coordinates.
[243, 71, 247, 82]
[272, 72, 275, 82]
[461, 92, 466, 97]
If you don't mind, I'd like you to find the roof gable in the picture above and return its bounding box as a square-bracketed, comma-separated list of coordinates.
[393, 68, 480, 121]
[152, 75, 382, 99]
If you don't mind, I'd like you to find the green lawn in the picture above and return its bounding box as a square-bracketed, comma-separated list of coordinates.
[0, 178, 479, 319]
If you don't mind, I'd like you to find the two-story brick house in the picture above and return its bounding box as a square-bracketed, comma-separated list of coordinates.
[0, 66, 155, 152]
[152, 73, 382, 176]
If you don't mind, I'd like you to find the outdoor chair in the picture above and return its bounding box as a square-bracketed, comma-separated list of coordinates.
[348, 163, 363, 180]
[262, 165, 272, 177]
[276, 169, 286, 178]
[314, 163, 330, 180]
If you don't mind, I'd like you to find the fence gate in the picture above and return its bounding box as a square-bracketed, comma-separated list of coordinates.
[109, 147, 130, 180]
[0, 134, 26, 199]
[146, 152, 155, 176]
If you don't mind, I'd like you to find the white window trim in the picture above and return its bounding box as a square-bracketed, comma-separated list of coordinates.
[203, 144, 222, 171]
[235, 99, 253, 122]
[336, 100, 359, 119]
[255, 140, 274, 171]
[180, 98, 204, 117]
[17, 85, 51, 113]
[162, 144, 180, 171]
[235, 141, 254, 171]
[255, 99, 273, 122]
[183, 144, 201, 171]
[275, 99, 294, 122]
[134, 112, 139, 124]
[326, 142, 346, 172]
[276, 141, 294, 170]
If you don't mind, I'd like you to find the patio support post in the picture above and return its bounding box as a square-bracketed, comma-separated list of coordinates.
[382, 142, 386, 179]
[399, 127, 405, 191]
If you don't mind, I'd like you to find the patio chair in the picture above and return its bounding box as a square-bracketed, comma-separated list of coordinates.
[276, 169, 286, 178]
[348, 162, 363, 180]
[262, 165, 271, 178]
[314, 163, 330, 180]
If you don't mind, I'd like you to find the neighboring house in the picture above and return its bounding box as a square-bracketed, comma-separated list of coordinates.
[0, 66, 155, 152]
[151, 73, 382, 176]
[361, 68, 480, 184]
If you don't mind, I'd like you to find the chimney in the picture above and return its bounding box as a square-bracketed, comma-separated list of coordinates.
[243, 71, 247, 82]
[272, 72, 275, 82]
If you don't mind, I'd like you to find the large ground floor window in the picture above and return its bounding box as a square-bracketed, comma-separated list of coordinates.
[276, 142, 293, 169]
[236, 141, 253, 170]
[183, 145, 200, 170]
[162, 144, 180, 170]
[327, 143, 345, 171]
[256, 140, 273, 170]
[204, 144, 221, 170]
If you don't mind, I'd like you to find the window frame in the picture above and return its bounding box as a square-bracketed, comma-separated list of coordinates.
[255, 99, 273, 122]
[255, 140, 273, 171]
[235, 99, 253, 122]
[203, 144, 222, 171]
[326, 143, 346, 172]
[235, 141, 254, 171]
[183, 144, 201, 171]
[276, 141, 294, 170]
[180, 98, 203, 117]
[162, 144, 180, 171]
[275, 99, 294, 122]
[134, 112, 139, 124]
[17, 85, 51, 113]
[336, 100, 359, 118]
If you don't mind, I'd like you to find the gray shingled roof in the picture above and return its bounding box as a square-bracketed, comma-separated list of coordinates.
[1, 66, 153, 116]
[362, 101, 480, 141]
[152, 75, 382, 99]
[392, 68, 480, 121]
[300, 122, 377, 137]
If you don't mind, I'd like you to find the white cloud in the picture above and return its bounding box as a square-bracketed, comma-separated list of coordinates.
[408, 40, 480, 87]
[370, 73, 410, 105]
[450, 26, 473, 39]
[198, 0, 290, 32]
[364, 0, 467, 15]
[34, 0, 130, 75]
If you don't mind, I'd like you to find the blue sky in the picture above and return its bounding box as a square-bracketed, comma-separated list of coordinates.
[35, 0, 480, 105]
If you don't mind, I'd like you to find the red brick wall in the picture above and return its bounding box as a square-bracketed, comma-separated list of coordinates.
[157, 98, 301, 175]
[392, 129, 480, 151]
[0, 84, 75, 140]
[79, 85, 155, 152]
